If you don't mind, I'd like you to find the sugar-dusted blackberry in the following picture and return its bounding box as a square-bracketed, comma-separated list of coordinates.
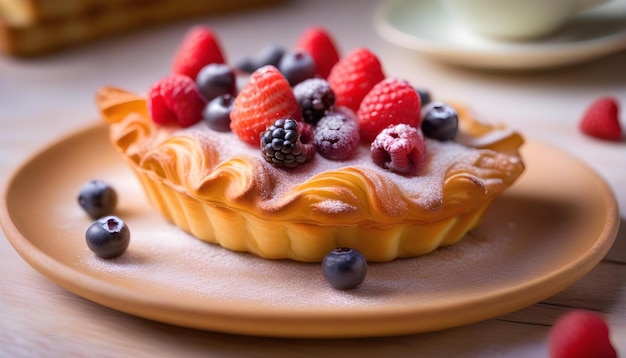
[260, 118, 316, 168]
[293, 78, 336, 124]
[314, 107, 359, 161]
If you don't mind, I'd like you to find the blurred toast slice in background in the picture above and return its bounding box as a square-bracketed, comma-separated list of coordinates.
[0, 0, 283, 57]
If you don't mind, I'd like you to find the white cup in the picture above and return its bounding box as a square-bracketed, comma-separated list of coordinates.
[442, 0, 612, 40]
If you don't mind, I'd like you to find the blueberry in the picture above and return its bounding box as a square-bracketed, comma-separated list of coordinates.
[195, 63, 236, 102]
[203, 93, 234, 132]
[235, 44, 285, 74]
[254, 43, 286, 69]
[421, 102, 458, 141]
[234, 56, 258, 74]
[78, 180, 117, 219]
[85, 216, 130, 259]
[278, 51, 316, 86]
[415, 87, 432, 106]
[322, 247, 367, 290]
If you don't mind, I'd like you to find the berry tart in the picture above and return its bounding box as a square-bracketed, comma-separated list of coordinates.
[95, 26, 525, 262]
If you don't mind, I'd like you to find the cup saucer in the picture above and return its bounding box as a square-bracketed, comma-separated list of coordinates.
[374, 0, 626, 70]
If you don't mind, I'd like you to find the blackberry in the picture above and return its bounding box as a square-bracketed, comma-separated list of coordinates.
[314, 108, 359, 161]
[260, 118, 316, 168]
[293, 78, 336, 124]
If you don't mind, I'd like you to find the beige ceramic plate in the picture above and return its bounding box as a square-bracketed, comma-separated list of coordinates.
[1, 123, 619, 338]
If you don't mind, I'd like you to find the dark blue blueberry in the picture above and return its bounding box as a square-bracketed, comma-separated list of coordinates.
[235, 44, 285, 74]
[203, 94, 234, 132]
[322, 247, 367, 290]
[278, 51, 316, 87]
[78, 180, 117, 219]
[85, 216, 130, 259]
[421, 102, 458, 141]
[196, 63, 236, 102]
[235, 56, 257, 74]
[415, 87, 432, 106]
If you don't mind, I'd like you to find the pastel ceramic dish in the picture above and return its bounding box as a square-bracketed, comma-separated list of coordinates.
[0, 123, 618, 337]
[375, 0, 626, 70]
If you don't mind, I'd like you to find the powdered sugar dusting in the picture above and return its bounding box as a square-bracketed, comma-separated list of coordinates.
[77, 198, 522, 309]
[180, 123, 485, 214]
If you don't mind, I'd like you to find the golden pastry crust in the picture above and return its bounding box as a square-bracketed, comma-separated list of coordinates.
[96, 86, 525, 262]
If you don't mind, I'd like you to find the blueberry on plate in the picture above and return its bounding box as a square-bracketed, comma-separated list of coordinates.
[322, 247, 367, 290]
[421, 102, 459, 141]
[203, 93, 234, 132]
[78, 179, 117, 219]
[85, 216, 130, 259]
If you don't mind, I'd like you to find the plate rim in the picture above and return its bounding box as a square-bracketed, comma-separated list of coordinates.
[0, 122, 620, 338]
[374, 0, 626, 70]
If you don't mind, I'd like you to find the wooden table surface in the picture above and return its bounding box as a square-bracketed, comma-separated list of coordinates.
[1, 1, 625, 356]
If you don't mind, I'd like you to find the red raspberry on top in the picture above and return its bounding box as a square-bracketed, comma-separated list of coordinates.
[579, 97, 622, 141]
[172, 26, 226, 80]
[357, 78, 421, 143]
[230, 65, 302, 145]
[295, 26, 340, 79]
[148, 74, 207, 128]
[549, 310, 617, 358]
[370, 124, 427, 176]
[327, 47, 385, 112]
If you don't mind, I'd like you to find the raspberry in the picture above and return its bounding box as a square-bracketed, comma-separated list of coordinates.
[314, 107, 360, 161]
[230, 65, 302, 145]
[293, 78, 336, 124]
[172, 26, 226, 80]
[357, 78, 421, 143]
[260, 118, 316, 168]
[327, 47, 385, 112]
[579, 97, 622, 141]
[370, 124, 427, 176]
[295, 26, 340, 79]
[148, 74, 206, 127]
[549, 310, 617, 358]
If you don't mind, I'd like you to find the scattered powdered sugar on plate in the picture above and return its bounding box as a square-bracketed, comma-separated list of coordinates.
[77, 205, 520, 309]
